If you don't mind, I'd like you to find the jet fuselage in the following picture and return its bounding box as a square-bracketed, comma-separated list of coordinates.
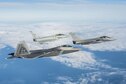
[8, 45, 79, 59]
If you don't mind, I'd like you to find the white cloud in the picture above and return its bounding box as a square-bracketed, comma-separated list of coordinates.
[51, 51, 97, 69]
[51, 50, 112, 69]
[0, 23, 126, 69]
[55, 69, 126, 84]
[0, 23, 73, 49]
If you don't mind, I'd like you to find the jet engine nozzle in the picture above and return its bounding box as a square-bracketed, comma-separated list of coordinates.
[73, 41, 76, 44]
[8, 53, 14, 56]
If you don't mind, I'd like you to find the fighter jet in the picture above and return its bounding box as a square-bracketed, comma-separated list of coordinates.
[30, 31, 69, 44]
[69, 32, 115, 45]
[7, 41, 79, 59]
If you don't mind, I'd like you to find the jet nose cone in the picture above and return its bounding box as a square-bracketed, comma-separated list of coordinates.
[59, 46, 80, 54]
[102, 36, 115, 41]
[107, 37, 116, 41]
[111, 37, 116, 40]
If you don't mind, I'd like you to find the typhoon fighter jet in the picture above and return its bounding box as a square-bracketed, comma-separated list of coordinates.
[8, 41, 79, 59]
[30, 31, 69, 44]
[69, 32, 115, 45]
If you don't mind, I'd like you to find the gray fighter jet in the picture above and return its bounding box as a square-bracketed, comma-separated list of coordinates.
[69, 32, 115, 45]
[8, 41, 79, 59]
[30, 31, 69, 44]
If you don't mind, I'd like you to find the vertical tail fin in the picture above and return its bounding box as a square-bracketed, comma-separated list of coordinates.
[69, 32, 82, 41]
[30, 31, 37, 41]
[14, 41, 30, 56]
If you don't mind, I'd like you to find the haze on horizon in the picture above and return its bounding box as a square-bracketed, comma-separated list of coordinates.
[0, 0, 126, 24]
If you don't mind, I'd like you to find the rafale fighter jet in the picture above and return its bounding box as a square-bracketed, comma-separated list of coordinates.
[69, 32, 115, 45]
[30, 31, 69, 44]
[8, 41, 79, 59]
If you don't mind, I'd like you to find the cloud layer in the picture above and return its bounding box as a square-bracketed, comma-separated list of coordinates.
[0, 23, 126, 84]
[0, 23, 126, 51]
[54, 70, 126, 84]
[0, 23, 126, 69]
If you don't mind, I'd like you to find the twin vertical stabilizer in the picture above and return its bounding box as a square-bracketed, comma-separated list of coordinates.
[14, 41, 30, 56]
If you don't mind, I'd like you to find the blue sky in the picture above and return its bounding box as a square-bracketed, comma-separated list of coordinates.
[0, 0, 126, 3]
[0, 0, 126, 24]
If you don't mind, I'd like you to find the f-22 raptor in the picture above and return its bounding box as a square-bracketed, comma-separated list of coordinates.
[69, 32, 115, 45]
[30, 31, 69, 44]
[8, 41, 79, 59]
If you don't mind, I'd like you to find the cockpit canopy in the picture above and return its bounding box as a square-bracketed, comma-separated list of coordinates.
[61, 45, 72, 47]
[56, 34, 64, 36]
[100, 36, 110, 38]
